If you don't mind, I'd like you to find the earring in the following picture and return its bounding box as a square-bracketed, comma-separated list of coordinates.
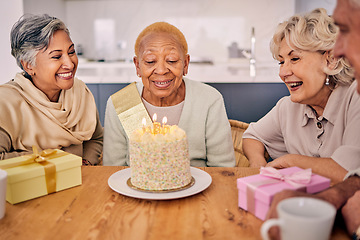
[137, 74, 141, 77]
[325, 76, 330, 86]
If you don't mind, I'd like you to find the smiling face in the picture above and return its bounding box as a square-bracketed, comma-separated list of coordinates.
[22, 30, 78, 102]
[134, 32, 190, 106]
[333, 0, 360, 93]
[278, 39, 332, 114]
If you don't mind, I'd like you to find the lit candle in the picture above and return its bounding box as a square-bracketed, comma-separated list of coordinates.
[162, 116, 167, 126]
[142, 118, 147, 133]
[162, 116, 170, 134]
[161, 117, 167, 134]
[152, 113, 161, 134]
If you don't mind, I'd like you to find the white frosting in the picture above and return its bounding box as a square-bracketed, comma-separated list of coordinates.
[129, 125, 191, 191]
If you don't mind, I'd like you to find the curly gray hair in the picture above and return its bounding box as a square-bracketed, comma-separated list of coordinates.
[270, 8, 354, 86]
[11, 14, 69, 75]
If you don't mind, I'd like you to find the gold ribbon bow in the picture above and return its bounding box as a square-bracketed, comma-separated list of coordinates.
[0, 146, 61, 194]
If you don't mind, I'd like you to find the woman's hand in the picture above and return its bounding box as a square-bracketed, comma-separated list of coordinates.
[266, 189, 312, 219]
[265, 189, 315, 240]
[342, 190, 360, 235]
[266, 154, 347, 183]
[265, 154, 298, 168]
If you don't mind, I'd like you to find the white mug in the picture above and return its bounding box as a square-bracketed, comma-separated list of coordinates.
[261, 197, 336, 240]
[0, 169, 7, 219]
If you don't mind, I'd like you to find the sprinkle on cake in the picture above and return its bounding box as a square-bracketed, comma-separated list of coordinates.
[129, 123, 192, 191]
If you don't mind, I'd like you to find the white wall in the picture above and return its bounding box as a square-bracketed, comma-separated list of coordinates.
[63, 0, 296, 65]
[12, 0, 337, 83]
[23, 0, 66, 22]
[295, 0, 336, 15]
[63, 0, 295, 64]
[0, 0, 23, 84]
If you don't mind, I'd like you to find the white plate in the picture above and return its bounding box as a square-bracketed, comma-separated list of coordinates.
[108, 167, 212, 200]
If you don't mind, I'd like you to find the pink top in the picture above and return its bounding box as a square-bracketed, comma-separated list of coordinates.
[243, 81, 360, 172]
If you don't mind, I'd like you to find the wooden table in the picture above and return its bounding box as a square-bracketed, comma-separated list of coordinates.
[0, 167, 350, 240]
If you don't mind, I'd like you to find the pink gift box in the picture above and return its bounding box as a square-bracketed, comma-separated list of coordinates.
[237, 167, 330, 220]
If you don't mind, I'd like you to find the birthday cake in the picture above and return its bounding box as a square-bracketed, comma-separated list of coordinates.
[129, 121, 192, 191]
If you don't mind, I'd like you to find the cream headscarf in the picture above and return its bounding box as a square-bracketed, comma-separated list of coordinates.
[0, 73, 97, 151]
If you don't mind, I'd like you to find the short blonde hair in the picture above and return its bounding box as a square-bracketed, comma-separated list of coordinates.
[270, 8, 354, 85]
[134, 22, 188, 57]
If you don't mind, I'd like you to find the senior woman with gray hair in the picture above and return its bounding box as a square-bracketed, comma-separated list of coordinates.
[0, 14, 103, 165]
[103, 21, 235, 167]
[243, 8, 360, 183]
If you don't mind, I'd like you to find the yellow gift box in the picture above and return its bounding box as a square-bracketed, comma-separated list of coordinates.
[0, 148, 82, 204]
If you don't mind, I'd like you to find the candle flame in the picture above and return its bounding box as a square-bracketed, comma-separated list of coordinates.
[152, 113, 157, 122]
[142, 118, 146, 126]
[162, 116, 167, 125]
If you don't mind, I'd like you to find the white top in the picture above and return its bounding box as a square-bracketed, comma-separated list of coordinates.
[142, 98, 184, 125]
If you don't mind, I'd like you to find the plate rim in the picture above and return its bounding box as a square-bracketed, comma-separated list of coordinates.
[108, 167, 212, 200]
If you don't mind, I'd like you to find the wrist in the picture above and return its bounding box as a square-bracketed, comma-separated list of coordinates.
[315, 187, 344, 210]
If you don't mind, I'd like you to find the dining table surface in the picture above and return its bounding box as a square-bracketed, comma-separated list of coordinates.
[0, 166, 351, 240]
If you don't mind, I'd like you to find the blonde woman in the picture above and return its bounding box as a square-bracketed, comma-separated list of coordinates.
[243, 8, 359, 183]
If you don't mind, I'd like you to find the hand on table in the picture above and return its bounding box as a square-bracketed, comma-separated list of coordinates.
[342, 190, 360, 235]
[265, 154, 296, 169]
[264, 189, 316, 240]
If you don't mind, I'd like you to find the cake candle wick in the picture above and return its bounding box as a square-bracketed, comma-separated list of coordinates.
[142, 118, 147, 133]
[162, 117, 168, 134]
[152, 113, 161, 134]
